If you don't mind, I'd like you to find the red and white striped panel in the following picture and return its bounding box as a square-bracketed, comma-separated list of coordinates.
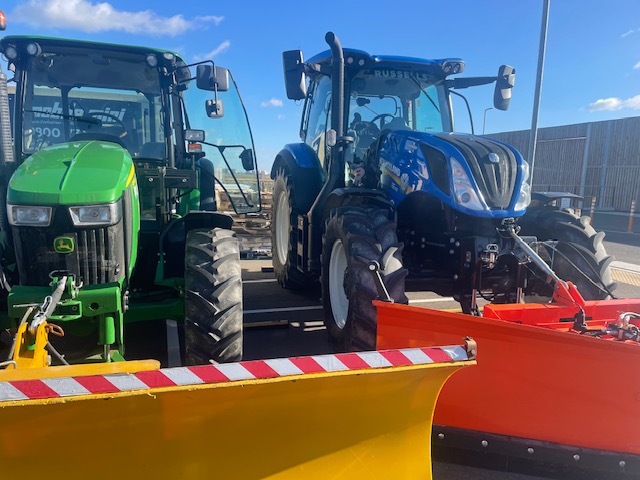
[0, 346, 468, 403]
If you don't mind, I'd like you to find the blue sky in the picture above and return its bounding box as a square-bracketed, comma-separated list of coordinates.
[2, 0, 640, 171]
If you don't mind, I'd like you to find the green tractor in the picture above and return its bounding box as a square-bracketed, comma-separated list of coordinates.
[0, 36, 260, 366]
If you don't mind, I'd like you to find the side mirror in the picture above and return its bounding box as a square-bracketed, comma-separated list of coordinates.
[197, 65, 230, 92]
[494, 65, 516, 111]
[283, 50, 306, 100]
[205, 99, 224, 118]
[240, 148, 255, 171]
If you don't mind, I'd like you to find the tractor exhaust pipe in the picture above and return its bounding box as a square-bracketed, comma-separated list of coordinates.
[326, 31, 345, 143]
[306, 32, 347, 270]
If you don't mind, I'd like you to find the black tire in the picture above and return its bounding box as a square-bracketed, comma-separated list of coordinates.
[518, 207, 616, 299]
[321, 206, 408, 351]
[271, 168, 311, 289]
[184, 228, 243, 365]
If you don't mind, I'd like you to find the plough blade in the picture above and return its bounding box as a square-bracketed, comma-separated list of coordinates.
[375, 300, 640, 472]
[0, 346, 473, 479]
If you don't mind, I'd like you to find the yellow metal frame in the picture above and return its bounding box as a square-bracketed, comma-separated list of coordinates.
[11, 319, 49, 369]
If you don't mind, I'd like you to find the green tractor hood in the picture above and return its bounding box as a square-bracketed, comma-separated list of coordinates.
[8, 141, 134, 205]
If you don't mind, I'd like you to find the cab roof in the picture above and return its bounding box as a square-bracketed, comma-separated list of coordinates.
[305, 48, 464, 77]
[1, 35, 184, 62]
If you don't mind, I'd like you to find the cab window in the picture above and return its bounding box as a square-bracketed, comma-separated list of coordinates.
[304, 75, 332, 169]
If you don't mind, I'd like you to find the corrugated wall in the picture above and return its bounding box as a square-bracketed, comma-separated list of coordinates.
[489, 117, 640, 211]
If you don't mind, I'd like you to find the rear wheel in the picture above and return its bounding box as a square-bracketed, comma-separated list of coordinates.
[271, 168, 311, 289]
[321, 206, 407, 351]
[184, 228, 242, 365]
[519, 207, 616, 299]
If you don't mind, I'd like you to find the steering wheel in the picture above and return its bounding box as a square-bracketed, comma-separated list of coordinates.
[370, 113, 396, 130]
[351, 120, 380, 138]
[83, 111, 129, 138]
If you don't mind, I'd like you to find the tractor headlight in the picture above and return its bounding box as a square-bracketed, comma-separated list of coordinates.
[69, 202, 122, 226]
[514, 161, 531, 210]
[7, 205, 52, 226]
[450, 158, 487, 210]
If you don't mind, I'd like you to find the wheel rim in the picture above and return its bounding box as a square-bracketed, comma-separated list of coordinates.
[275, 192, 290, 265]
[329, 239, 349, 329]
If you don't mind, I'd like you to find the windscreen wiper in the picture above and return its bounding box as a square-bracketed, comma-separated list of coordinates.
[409, 77, 440, 113]
[24, 109, 100, 124]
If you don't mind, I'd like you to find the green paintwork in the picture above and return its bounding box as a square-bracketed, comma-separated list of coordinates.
[128, 173, 140, 280]
[100, 316, 116, 345]
[48, 300, 82, 321]
[9, 283, 122, 320]
[8, 283, 125, 363]
[8, 141, 134, 205]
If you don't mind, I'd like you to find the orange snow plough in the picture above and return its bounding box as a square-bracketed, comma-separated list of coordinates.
[377, 280, 640, 475]
[373, 225, 640, 475]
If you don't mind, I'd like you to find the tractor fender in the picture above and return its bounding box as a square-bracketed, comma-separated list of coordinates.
[271, 143, 324, 214]
[196, 158, 216, 211]
[159, 211, 234, 279]
[529, 191, 583, 209]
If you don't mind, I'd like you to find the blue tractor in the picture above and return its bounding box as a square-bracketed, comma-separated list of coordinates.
[271, 32, 615, 350]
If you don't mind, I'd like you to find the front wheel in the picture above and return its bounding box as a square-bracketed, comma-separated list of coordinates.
[321, 206, 407, 351]
[184, 228, 243, 365]
[519, 207, 616, 299]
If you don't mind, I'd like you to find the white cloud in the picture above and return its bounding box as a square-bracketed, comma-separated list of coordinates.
[587, 95, 640, 111]
[192, 41, 231, 61]
[277, 114, 285, 120]
[261, 98, 284, 108]
[634, 61, 640, 70]
[11, 0, 223, 37]
[195, 15, 224, 27]
[622, 28, 638, 38]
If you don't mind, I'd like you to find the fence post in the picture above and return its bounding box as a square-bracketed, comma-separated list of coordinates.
[628, 200, 636, 233]
[589, 196, 597, 224]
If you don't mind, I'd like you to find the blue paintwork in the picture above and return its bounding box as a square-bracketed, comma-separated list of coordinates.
[378, 130, 528, 219]
[281, 143, 319, 169]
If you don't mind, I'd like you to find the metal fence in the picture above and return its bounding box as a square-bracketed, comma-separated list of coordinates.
[489, 116, 640, 212]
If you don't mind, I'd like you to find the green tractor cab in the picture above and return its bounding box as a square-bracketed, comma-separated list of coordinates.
[0, 36, 260, 366]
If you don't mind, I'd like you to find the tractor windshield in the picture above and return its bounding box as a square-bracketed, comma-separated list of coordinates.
[347, 69, 452, 142]
[18, 46, 165, 159]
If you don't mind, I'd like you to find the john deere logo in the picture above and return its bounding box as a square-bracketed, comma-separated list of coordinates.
[54, 237, 74, 254]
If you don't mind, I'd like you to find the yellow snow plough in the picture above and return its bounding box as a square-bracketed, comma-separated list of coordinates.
[0, 344, 475, 478]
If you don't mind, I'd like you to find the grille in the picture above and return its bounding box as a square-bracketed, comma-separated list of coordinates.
[435, 134, 518, 210]
[14, 223, 124, 286]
